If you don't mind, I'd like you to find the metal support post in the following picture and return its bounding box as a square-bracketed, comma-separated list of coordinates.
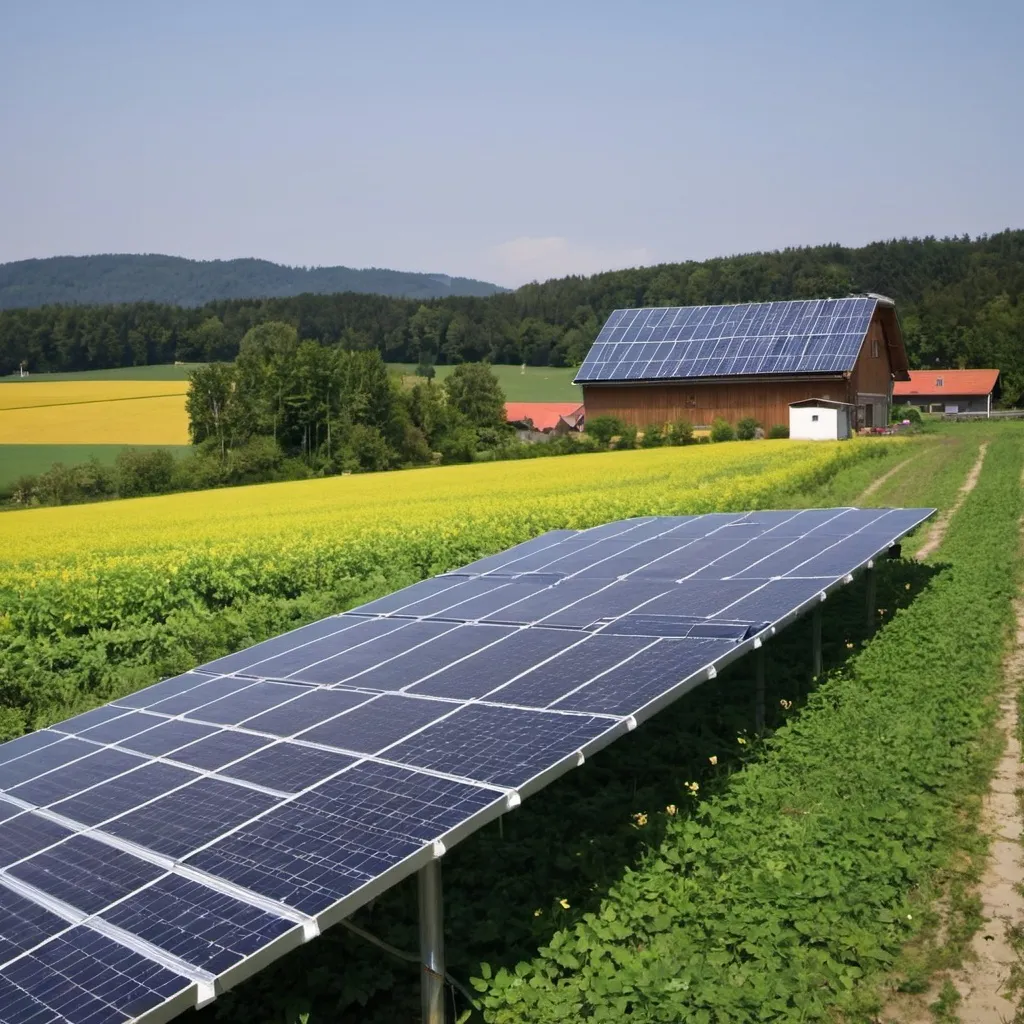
[418, 859, 445, 1024]
[755, 646, 766, 736]
[865, 565, 877, 630]
[812, 606, 822, 679]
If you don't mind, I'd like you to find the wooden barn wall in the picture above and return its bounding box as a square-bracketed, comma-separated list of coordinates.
[850, 313, 894, 398]
[583, 378, 852, 430]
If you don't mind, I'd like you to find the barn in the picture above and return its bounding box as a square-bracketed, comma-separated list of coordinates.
[574, 296, 911, 433]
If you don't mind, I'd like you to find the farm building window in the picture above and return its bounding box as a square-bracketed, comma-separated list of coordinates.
[935, 377, 944, 387]
[811, 414, 819, 422]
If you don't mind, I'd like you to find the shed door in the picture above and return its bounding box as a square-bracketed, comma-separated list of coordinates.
[864, 404, 874, 428]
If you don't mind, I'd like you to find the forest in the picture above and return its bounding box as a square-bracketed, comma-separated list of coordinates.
[0, 254, 504, 309]
[2, 230, 1023, 401]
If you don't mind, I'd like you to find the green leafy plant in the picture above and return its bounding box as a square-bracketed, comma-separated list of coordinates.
[710, 418, 735, 442]
[768, 424, 790, 439]
[735, 416, 760, 440]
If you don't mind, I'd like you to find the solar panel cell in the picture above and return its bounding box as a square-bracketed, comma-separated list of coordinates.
[52, 762, 199, 827]
[298, 694, 452, 755]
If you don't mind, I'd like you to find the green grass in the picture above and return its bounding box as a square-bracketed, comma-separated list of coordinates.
[0, 444, 192, 489]
[0, 364, 204, 382]
[2, 362, 582, 402]
[390, 363, 582, 403]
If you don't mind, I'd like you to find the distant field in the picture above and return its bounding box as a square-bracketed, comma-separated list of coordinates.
[0, 364, 203, 382]
[0, 444, 191, 489]
[0, 382, 189, 445]
[0, 381, 189, 411]
[3, 363, 583, 402]
[393, 363, 582, 403]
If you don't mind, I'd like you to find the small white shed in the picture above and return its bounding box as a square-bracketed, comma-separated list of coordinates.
[789, 399, 853, 441]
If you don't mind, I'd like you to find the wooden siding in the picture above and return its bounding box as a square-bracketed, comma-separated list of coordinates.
[583, 378, 852, 430]
[582, 309, 897, 430]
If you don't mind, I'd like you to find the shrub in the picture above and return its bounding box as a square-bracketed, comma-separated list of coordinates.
[769, 424, 790, 439]
[667, 420, 695, 446]
[903, 406, 923, 424]
[640, 424, 665, 448]
[587, 416, 625, 446]
[615, 424, 639, 450]
[710, 418, 735, 442]
[114, 448, 176, 497]
[736, 416, 760, 440]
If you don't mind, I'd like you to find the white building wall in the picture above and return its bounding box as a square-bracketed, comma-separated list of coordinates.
[790, 405, 846, 440]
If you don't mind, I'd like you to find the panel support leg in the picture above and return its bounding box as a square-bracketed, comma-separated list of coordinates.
[419, 859, 445, 1024]
[865, 565, 877, 630]
[755, 646, 766, 736]
[812, 606, 823, 680]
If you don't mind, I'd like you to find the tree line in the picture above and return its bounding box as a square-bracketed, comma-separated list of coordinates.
[1, 231, 1023, 399]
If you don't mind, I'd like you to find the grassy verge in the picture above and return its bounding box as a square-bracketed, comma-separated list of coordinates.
[468, 429, 1023, 1022]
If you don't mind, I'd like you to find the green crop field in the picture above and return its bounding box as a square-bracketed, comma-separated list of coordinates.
[2, 363, 582, 402]
[0, 364, 205, 383]
[391, 363, 582, 402]
[0, 444, 191, 490]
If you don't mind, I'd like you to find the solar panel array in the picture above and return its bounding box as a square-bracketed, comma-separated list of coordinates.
[574, 297, 878, 382]
[0, 507, 933, 1024]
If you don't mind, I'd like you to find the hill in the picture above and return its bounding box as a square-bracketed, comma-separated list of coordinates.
[0, 254, 506, 308]
[1, 231, 1022, 401]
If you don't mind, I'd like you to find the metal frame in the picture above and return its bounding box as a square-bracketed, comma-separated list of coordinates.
[418, 859, 445, 1024]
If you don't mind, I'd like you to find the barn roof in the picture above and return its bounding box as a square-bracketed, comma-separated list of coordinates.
[893, 369, 1000, 397]
[505, 402, 583, 431]
[574, 297, 909, 384]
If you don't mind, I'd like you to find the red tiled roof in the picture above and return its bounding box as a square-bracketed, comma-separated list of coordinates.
[505, 402, 583, 431]
[893, 369, 999, 397]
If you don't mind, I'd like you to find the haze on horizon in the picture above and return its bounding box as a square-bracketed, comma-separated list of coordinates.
[2, 0, 1021, 290]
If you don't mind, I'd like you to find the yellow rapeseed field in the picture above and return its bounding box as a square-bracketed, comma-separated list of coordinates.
[0, 387, 189, 445]
[0, 440, 890, 634]
[0, 381, 189, 411]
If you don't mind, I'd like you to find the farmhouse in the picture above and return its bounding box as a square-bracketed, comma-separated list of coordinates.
[575, 296, 911, 433]
[893, 368, 1000, 415]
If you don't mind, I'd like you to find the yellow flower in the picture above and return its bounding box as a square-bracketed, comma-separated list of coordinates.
[905, 583, 911, 590]
[845, 642, 854, 649]
[632, 812, 648, 827]
[685, 781, 699, 795]
[665, 804, 677, 816]
[737, 736, 747, 746]
[708, 755, 718, 766]
[534, 909, 543, 917]
[558, 898, 570, 910]
[779, 698, 792, 710]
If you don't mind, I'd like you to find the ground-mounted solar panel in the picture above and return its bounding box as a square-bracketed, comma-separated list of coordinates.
[575, 297, 879, 383]
[0, 507, 934, 1024]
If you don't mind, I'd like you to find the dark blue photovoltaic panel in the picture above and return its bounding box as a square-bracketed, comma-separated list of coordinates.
[242, 687, 375, 737]
[299, 695, 452, 755]
[66, 710, 166, 746]
[350, 623, 518, 690]
[575, 298, 878, 382]
[187, 762, 501, 914]
[100, 874, 295, 974]
[474, 633, 655, 708]
[0, 927, 189, 1024]
[0, 813, 75, 867]
[551, 638, 736, 715]
[112, 669, 218, 710]
[0, 738, 95, 792]
[219, 743, 356, 794]
[403, 627, 586, 702]
[52, 762, 199, 827]
[184, 681, 314, 727]
[0, 886, 69, 963]
[9, 834, 164, 914]
[168, 731, 272, 772]
[7, 748, 148, 807]
[100, 779, 279, 860]
[214, 615, 411, 680]
[117, 720, 220, 757]
[384, 705, 618, 787]
[0, 730, 66, 766]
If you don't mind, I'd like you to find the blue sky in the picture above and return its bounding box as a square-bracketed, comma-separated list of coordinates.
[2, 0, 1021, 287]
